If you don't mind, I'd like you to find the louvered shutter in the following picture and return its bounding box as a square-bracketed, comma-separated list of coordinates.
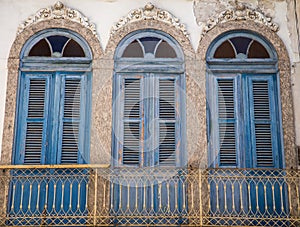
[122, 78, 141, 165]
[20, 74, 50, 164]
[249, 77, 275, 167]
[58, 75, 85, 164]
[158, 78, 176, 166]
[217, 78, 237, 166]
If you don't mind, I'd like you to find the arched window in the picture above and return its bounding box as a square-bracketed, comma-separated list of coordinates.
[206, 30, 283, 169]
[111, 29, 186, 225]
[13, 29, 92, 165]
[213, 36, 270, 59]
[28, 35, 85, 57]
[112, 30, 186, 167]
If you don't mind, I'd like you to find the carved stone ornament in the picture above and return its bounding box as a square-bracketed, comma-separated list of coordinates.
[17, 1, 98, 39]
[110, 2, 189, 38]
[201, 3, 279, 38]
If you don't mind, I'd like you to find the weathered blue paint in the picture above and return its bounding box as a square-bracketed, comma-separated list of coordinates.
[112, 29, 186, 225]
[9, 28, 92, 225]
[206, 30, 286, 225]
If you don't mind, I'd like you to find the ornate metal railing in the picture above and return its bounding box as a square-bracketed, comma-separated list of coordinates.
[0, 165, 299, 226]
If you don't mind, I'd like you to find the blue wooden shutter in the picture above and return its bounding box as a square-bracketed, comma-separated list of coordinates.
[216, 78, 237, 166]
[19, 74, 50, 164]
[58, 75, 86, 164]
[122, 78, 142, 165]
[248, 76, 276, 167]
[158, 78, 176, 166]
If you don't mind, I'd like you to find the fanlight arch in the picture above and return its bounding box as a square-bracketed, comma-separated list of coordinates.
[21, 29, 92, 60]
[115, 30, 183, 60]
[207, 30, 277, 60]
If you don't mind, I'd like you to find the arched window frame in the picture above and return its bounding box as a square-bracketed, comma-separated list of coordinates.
[13, 28, 92, 165]
[206, 30, 284, 169]
[20, 29, 92, 71]
[206, 30, 278, 73]
[112, 29, 186, 168]
[114, 30, 184, 73]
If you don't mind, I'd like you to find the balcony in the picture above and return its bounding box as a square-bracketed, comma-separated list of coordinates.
[0, 165, 299, 226]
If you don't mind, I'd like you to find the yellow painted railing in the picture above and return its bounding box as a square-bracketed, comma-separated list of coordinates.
[0, 165, 299, 226]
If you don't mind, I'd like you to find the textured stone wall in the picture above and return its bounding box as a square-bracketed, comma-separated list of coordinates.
[287, 0, 300, 150]
[1, 1, 297, 168]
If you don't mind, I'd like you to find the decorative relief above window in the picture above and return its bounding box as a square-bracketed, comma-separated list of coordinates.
[110, 3, 189, 39]
[17, 1, 98, 40]
[201, 3, 279, 39]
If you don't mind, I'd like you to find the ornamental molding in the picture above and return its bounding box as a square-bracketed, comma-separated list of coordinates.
[17, 1, 98, 39]
[201, 3, 279, 38]
[110, 2, 189, 39]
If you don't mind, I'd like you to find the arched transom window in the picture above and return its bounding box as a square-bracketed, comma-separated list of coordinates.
[121, 36, 177, 58]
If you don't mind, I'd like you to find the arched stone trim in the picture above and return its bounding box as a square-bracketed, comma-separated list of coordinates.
[92, 5, 198, 166]
[17, 1, 98, 39]
[2, 16, 103, 164]
[105, 19, 194, 60]
[9, 20, 102, 61]
[110, 3, 189, 41]
[197, 20, 296, 168]
[200, 2, 279, 39]
[104, 1, 194, 61]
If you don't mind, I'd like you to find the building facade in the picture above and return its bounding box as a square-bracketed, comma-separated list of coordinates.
[0, 0, 300, 226]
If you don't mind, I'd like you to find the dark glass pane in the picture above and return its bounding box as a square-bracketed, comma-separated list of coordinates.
[47, 35, 69, 53]
[63, 39, 85, 57]
[28, 39, 51, 57]
[230, 37, 252, 54]
[248, 40, 270, 58]
[122, 40, 143, 58]
[214, 41, 235, 58]
[140, 37, 160, 54]
[155, 40, 177, 58]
